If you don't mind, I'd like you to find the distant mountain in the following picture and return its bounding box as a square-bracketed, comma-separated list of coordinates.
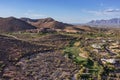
[88, 18, 120, 28]
[21, 17, 73, 29]
[0, 17, 36, 32]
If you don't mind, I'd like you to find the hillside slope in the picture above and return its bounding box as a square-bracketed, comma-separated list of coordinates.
[0, 34, 79, 80]
[21, 17, 73, 29]
[0, 17, 36, 32]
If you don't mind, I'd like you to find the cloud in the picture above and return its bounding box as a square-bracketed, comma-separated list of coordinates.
[82, 8, 120, 20]
[87, 10, 102, 15]
[104, 8, 120, 12]
[86, 8, 120, 16]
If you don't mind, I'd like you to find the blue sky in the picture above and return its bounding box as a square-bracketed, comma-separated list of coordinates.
[0, 0, 120, 23]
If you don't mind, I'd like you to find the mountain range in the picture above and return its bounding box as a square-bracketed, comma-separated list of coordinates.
[0, 17, 120, 33]
[88, 18, 120, 28]
[0, 17, 92, 33]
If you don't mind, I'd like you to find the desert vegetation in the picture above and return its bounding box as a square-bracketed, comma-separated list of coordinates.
[0, 27, 119, 80]
[0, 17, 119, 80]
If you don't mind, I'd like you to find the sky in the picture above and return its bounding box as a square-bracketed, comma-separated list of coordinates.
[0, 0, 120, 23]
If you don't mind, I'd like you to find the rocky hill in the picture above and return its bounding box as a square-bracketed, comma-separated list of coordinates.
[21, 17, 94, 33]
[21, 17, 73, 29]
[0, 17, 36, 32]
